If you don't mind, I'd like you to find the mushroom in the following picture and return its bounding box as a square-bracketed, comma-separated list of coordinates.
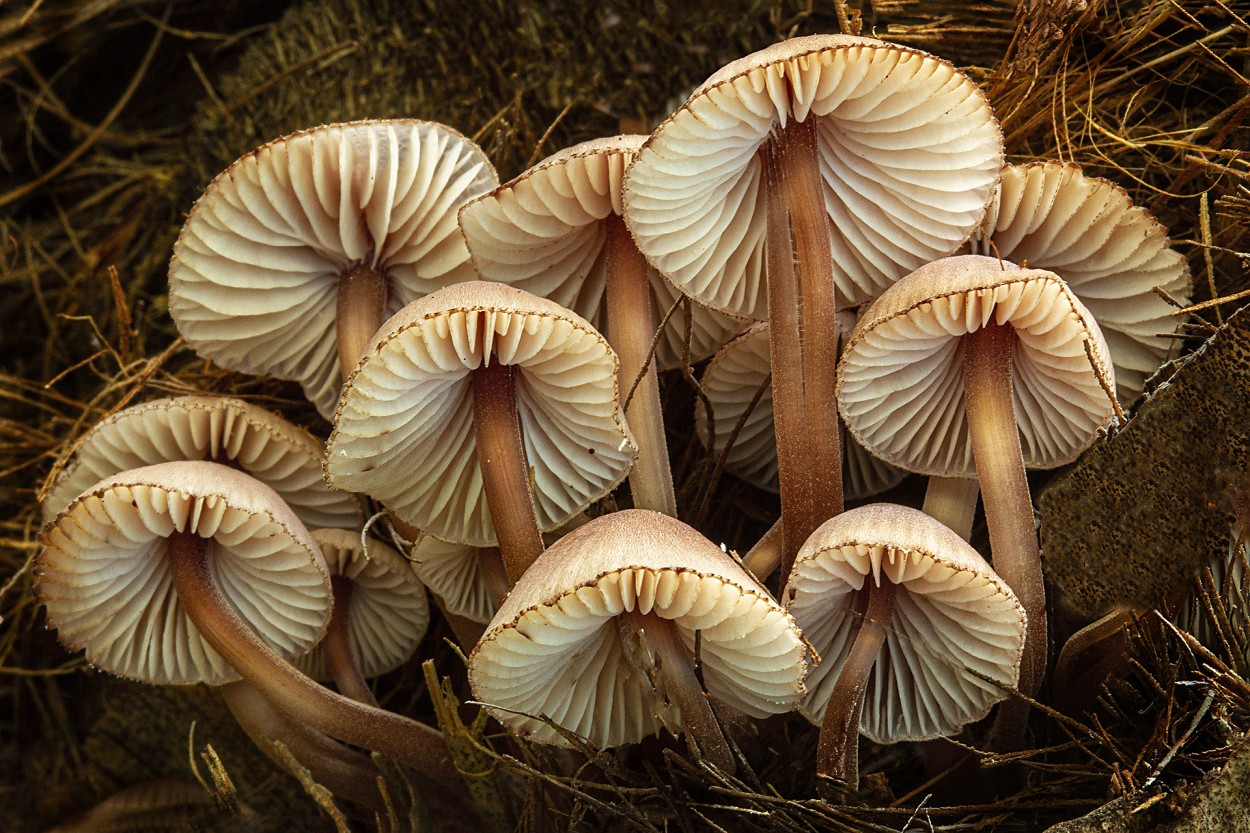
[624, 34, 1004, 580]
[459, 135, 746, 515]
[468, 510, 809, 771]
[325, 281, 636, 584]
[169, 120, 499, 419]
[36, 461, 463, 796]
[969, 161, 1192, 404]
[42, 395, 362, 528]
[837, 254, 1116, 743]
[784, 503, 1025, 797]
[294, 528, 430, 705]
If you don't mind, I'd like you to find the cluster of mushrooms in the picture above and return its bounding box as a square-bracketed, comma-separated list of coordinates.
[35, 33, 1192, 815]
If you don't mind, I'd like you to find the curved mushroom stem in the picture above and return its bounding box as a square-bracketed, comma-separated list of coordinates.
[963, 323, 1046, 748]
[922, 477, 980, 542]
[472, 361, 545, 584]
[165, 531, 468, 802]
[618, 609, 735, 773]
[323, 577, 377, 706]
[337, 264, 389, 381]
[742, 519, 783, 584]
[221, 680, 385, 813]
[604, 214, 677, 517]
[816, 579, 897, 801]
[479, 547, 510, 609]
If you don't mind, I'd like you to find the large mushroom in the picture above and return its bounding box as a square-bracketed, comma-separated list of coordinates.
[169, 120, 499, 419]
[325, 281, 636, 584]
[624, 34, 1004, 580]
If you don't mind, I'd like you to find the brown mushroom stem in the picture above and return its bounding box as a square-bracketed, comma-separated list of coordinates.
[963, 323, 1046, 746]
[816, 578, 897, 800]
[618, 608, 735, 773]
[784, 117, 844, 531]
[336, 264, 389, 380]
[762, 135, 813, 587]
[479, 546, 510, 608]
[430, 592, 487, 649]
[741, 519, 783, 583]
[165, 531, 467, 800]
[221, 680, 385, 813]
[604, 214, 677, 517]
[324, 577, 378, 706]
[922, 477, 980, 541]
[472, 360, 545, 584]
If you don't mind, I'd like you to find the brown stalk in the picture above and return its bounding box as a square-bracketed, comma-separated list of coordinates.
[322, 577, 377, 706]
[336, 263, 389, 381]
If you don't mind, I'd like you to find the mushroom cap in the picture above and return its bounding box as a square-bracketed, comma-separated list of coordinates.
[696, 319, 906, 499]
[404, 533, 498, 624]
[468, 509, 809, 749]
[837, 255, 1116, 477]
[325, 281, 637, 547]
[459, 135, 746, 368]
[169, 120, 500, 419]
[970, 161, 1192, 402]
[37, 461, 331, 686]
[294, 528, 429, 680]
[42, 396, 363, 529]
[785, 503, 1025, 740]
[622, 34, 1003, 318]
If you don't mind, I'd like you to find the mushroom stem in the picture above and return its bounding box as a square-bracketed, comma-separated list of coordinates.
[784, 117, 844, 531]
[336, 264, 389, 381]
[479, 546, 510, 608]
[165, 531, 467, 800]
[323, 577, 377, 706]
[963, 323, 1046, 745]
[221, 680, 385, 813]
[762, 135, 813, 587]
[618, 608, 735, 773]
[471, 361, 545, 584]
[816, 578, 897, 800]
[741, 519, 783, 583]
[604, 214, 677, 517]
[922, 477, 980, 541]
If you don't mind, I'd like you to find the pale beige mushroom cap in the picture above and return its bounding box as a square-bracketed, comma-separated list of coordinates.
[786, 503, 1025, 740]
[37, 461, 331, 686]
[468, 509, 808, 749]
[459, 135, 745, 368]
[622, 34, 1003, 318]
[42, 396, 363, 529]
[295, 529, 429, 680]
[837, 255, 1116, 477]
[970, 161, 1191, 402]
[696, 318, 905, 499]
[169, 120, 499, 419]
[325, 281, 637, 547]
[402, 532, 497, 624]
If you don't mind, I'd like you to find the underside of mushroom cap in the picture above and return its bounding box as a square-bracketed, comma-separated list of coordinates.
[295, 528, 429, 680]
[325, 281, 637, 547]
[785, 503, 1025, 741]
[170, 120, 499, 418]
[623, 33, 1003, 318]
[838, 255, 1116, 477]
[468, 509, 808, 749]
[970, 161, 1192, 402]
[405, 532, 497, 624]
[37, 461, 331, 686]
[697, 320, 905, 499]
[43, 396, 363, 529]
[459, 135, 745, 368]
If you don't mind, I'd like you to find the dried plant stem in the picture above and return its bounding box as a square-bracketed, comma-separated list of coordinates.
[472, 361, 544, 584]
[604, 214, 676, 517]
[817, 579, 897, 799]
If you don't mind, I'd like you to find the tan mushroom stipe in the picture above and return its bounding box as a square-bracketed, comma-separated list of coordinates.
[325, 281, 637, 577]
[37, 461, 463, 794]
[170, 120, 499, 419]
[785, 504, 1024, 793]
[42, 396, 363, 529]
[624, 34, 1004, 585]
[696, 319, 905, 499]
[469, 510, 808, 760]
[38, 461, 331, 685]
[295, 529, 429, 696]
[970, 161, 1192, 403]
